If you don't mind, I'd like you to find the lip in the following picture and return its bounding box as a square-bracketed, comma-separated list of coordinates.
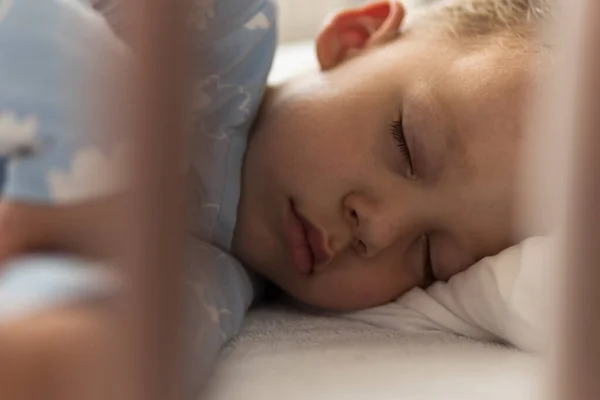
[285, 201, 331, 275]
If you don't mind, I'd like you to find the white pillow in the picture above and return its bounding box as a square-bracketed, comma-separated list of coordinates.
[346, 235, 561, 352]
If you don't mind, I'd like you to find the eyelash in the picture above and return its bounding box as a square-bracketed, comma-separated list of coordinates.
[423, 235, 435, 288]
[390, 120, 413, 173]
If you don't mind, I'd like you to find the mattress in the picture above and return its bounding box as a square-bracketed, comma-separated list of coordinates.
[202, 305, 542, 400]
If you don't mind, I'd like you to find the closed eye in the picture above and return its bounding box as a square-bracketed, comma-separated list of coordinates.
[390, 120, 413, 175]
[422, 235, 436, 288]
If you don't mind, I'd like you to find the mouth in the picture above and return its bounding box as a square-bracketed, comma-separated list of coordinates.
[285, 201, 331, 275]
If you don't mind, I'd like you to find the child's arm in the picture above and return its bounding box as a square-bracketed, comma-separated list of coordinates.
[0, 2, 133, 396]
[0, 197, 126, 265]
[0, 303, 123, 400]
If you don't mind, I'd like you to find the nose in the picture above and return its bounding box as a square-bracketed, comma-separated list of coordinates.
[343, 192, 406, 258]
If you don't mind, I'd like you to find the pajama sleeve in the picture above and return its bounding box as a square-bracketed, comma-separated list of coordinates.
[183, 0, 277, 395]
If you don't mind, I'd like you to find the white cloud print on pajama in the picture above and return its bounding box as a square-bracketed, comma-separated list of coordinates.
[0, 0, 277, 397]
[0, 112, 39, 157]
[48, 144, 127, 202]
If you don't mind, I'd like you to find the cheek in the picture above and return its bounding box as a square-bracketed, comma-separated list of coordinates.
[295, 256, 419, 311]
[461, 90, 526, 175]
[260, 118, 373, 185]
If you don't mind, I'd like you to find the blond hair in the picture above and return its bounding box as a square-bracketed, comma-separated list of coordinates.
[413, 0, 555, 46]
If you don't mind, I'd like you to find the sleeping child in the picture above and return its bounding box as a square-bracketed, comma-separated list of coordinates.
[0, 0, 554, 398]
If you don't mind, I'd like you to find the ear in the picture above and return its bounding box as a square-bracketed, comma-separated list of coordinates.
[316, 1, 405, 71]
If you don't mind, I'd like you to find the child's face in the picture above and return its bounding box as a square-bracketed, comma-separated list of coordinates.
[234, 5, 535, 311]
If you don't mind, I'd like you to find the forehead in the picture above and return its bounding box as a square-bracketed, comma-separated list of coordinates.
[269, 36, 531, 135]
[438, 47, 533, 140]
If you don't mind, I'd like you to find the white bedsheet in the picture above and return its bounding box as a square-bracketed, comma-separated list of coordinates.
[203, 305, 542, 400]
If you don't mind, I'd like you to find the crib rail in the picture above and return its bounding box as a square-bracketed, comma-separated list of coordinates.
[120, 0, 191, 399]
[556, 1, 600, 399]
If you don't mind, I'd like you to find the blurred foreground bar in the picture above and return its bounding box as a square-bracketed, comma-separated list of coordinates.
[121, 0, 191, 399]
[557, 0, 600, 399]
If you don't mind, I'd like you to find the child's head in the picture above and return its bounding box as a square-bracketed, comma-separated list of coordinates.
[233, 0, 553, 310]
